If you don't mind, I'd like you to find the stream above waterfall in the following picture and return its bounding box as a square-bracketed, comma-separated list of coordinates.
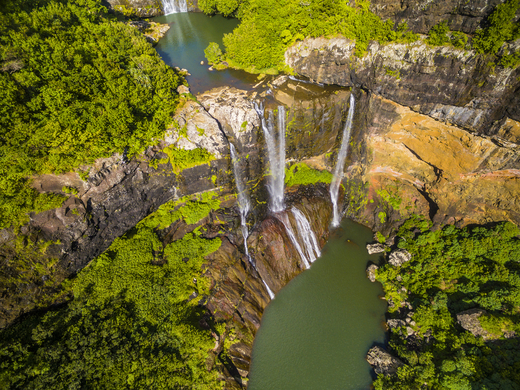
[153, 13, 257, 94]
[248, 219, 388, 390]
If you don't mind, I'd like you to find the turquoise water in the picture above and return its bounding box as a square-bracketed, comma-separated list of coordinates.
[248, 219, 388, 390]
[153, 13, 257, 94]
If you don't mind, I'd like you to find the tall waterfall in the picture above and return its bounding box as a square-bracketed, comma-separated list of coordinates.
[275, 211, 311, 270]
[330, 93, 356, 228]
[255, 102, 286, 213]
[230, 144, 274, 300]
[162, 0, 188, 14]
[291, 207, 321, 264]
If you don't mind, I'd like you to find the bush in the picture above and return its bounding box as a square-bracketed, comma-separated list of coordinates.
[204, 42, 223, 64]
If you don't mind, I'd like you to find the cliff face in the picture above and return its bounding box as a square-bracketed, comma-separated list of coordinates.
[369, 0, 519, 34]
[285, 37, 520, 137]
[105, 0, 164, 17]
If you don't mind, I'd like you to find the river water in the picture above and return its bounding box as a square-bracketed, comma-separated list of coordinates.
[153, 13, 257, 94]
[248, 219, 388, 390]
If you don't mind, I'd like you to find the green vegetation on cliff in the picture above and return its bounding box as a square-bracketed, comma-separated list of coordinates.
[0, 193, 224, 389]
[374, 219, 520, 389]
[285, 162, 332, 187]
[0, 0, 183, 229]
[203, 0, 417, 72]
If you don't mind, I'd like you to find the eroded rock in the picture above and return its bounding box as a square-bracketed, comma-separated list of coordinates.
[366, 346, 404, 376]
[366, 264, 379, 282]
[388, 249, 412, 267]
[367, 243, 386, 254]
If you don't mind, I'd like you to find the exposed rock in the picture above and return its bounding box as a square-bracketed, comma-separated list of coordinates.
[369, 0, 517, 34]
[128, 21, 170, 45]
[387, 319, 406, 329]
[106, 0, 163, 17]
[367, 243, 386, 254]
[285, 38, 520, 132]
[456, 308, 496, 340]
[388, 249, 412, 267]
[366, 264, 379, 282]
[366, 346, 404, 376]
[177, 85, 191, 95]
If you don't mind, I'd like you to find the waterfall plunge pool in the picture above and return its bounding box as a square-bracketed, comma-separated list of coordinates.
[248, 219, 388, 390]
[153, 13, 257, 94]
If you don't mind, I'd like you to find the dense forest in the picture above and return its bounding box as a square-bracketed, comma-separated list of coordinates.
[374, 218, 520, 389]
[0, 192, 225, 389]
[201, 0, 520, 72]
[0, 0, 183, 229]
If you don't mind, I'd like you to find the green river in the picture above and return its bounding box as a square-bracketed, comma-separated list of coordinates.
[153, 13, 256, 94]
[248, 219, 388, 390]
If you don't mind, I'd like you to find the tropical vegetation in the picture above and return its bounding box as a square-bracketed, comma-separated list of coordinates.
[0, 193, 224, 389]
[374, 217, 520, 389]
[0, 0, 183, 229]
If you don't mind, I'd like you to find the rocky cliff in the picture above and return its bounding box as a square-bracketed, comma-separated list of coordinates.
[369, 0, 520, 34]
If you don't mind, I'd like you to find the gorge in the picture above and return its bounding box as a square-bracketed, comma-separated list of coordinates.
[0, 0, 519, 389]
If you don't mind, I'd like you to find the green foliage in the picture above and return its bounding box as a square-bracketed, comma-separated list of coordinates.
[427, 22, 468, 49]
[204, 42, 223, 64]
[378, 211, 386, 224]
[284, 162, 332, 187]
[210, 0, 418, 71]
[0, 0, 182, 229]
[374, 221, 520, 389]
[377, 188, 401, 210]
[473, 0, 520, 55]
[163, 145, 214, 173]
[61, 186, 78, 195]
[376, 231, 386, 244]
[0, 196, 223, 389]
[199, 0, 245, 17]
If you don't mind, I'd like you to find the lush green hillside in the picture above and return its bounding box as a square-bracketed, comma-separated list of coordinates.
[0, 193, 224, 389]
[374, 218, 520, 389]
[0, 0, 183, 229]
[201, 0, 417, 72]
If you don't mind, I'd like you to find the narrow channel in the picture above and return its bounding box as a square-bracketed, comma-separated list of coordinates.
[248, 219, 388, 389]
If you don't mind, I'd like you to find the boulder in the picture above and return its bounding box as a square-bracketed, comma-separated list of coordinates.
[366, 346, 404, 376]
[366, 264, 379, 282]
[456, 308, 495, 340]
[367, 243, 385, 254]
[388, 249, 412, 267]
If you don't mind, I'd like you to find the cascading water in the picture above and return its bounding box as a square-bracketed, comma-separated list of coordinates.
[162, 0, 188, 14]
[290, 206, 321, 264]
[254, 102, 286, 213]
[230, 143, 275, 300]
[275, 211, 311, 270]
[330, 93, 356, 228]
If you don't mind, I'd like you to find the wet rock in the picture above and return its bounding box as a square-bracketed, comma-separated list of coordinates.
[366, 264, 379, 282]
[367, 243, 385, 254]
[366, 346, 404, 376]
[388, 249, 412, 267]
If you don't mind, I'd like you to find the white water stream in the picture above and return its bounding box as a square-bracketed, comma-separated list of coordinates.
[291, 206, 321, 264]
[254, 102, 286, 213]
[230, 143, 274, 299]
[275, 211, 311, 270]
[162, 0, 187, 14]
[330, 93, 356, 228]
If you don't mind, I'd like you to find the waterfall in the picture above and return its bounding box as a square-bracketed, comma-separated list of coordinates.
[330, 93, 355, 228]
[290, 207, 321, 264]
[275, 211, 311, 269]
[254, 102, 286, 213]
[230, 143, 274, 300]
[162, 0, 188, 14]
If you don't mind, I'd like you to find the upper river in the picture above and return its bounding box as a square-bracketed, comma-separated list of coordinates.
[152, 13, 388, 388]
[153, 12, 257, 94]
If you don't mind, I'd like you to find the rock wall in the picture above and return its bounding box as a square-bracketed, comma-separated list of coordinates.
[369, 0, 519, 34]
[285, 37, 520, 137]
[105, 0, 164, 17]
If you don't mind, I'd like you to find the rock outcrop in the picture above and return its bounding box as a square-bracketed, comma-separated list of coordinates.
[369, 0, 519, 34]
[106, 0, 163, 17]
[285, 38, 520, 135]
[388, 249, 413, 267]
[366, 346, 404, 376]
